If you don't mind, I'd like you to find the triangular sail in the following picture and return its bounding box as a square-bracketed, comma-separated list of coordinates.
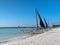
[44, 18, 48, 28]
[36, 9, 46, 28]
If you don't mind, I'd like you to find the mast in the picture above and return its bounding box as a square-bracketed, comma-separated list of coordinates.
[35, 9, 38, 30]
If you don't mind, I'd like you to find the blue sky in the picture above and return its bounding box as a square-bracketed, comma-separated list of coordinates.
[0, 0, 60, 27]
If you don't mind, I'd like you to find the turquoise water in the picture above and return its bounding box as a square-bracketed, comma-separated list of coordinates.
[0, 27, 34, 40]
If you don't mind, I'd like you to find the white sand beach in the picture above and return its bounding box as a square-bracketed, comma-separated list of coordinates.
[1, 27, 60, 45]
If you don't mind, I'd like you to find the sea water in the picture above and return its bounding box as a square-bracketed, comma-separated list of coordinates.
[0, 27, 34, 40]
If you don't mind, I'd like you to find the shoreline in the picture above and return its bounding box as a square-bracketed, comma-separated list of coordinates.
[0, 28, 56, 45]
[0, 33, 32, 43]
[0, 30, 37, 44]
[0, 29, 43, 44]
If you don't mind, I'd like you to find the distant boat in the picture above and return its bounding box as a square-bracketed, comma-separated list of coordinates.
[18, 26, 20, 28]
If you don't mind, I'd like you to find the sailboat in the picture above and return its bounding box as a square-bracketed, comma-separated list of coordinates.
[36, 9, 46, 29]
[32, 9, 49, 34]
